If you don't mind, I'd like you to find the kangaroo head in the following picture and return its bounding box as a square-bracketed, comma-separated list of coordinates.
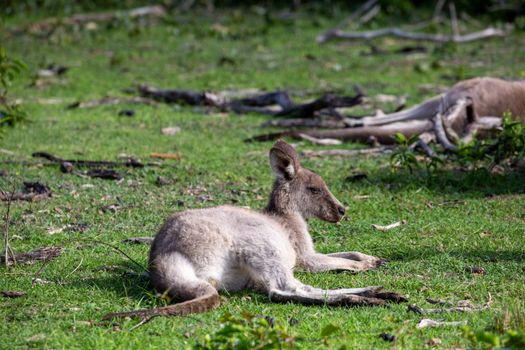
[267, 140, 345, 222]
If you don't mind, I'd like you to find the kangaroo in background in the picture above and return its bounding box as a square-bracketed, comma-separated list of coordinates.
[103, 140, 405, 320]
[255, 78, 525, 151]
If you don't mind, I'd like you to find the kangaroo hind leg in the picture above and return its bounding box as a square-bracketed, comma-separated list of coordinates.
[103, 253, 220, 320]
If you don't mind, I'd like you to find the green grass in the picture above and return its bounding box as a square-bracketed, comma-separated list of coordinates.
[1, 6, 525, 349]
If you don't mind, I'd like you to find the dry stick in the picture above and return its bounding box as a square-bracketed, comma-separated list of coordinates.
[321, 27, 505, 43]
[449, 2, 460, 37]
[3, 185, 17, 267]
[432, 0, 447, 22]
[67, 96, 156, 109]
[32, 258, 53, 287]
[359, 4, 381, 25]
[137, 85, 363, 119]
[83, 239, 146, 272]
[12, 5, 166, 35]
[62, 257, 84, 281]
[316, 0, 378, 43]
[31, 151, 148, 168]
[127, 317, 153, 332]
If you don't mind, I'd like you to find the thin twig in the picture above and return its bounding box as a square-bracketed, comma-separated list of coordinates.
[3, 182, 17, 267]
[449, 2, 460, 37]
[127, 317, 153, 331]
[316, 0, 378, 43]
[321, 27, 505, 43]
[62, 257, 84, 281]
[82, 239, 147, 272]
[432, 0, 447, 22]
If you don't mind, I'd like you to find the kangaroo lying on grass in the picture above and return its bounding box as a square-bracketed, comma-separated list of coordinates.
[343, 77, 525, 150]
[252, 78, 525, 150]
[103, 140, 405, 320]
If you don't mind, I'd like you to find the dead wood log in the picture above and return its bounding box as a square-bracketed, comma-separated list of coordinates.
[137, 85, 213, 106]
[274, 93, 363, 118]
[319, 27, 505, 44]
[12, 5, 166, 35]
[136, 85, 363, 119]
[229, 91, 293, 110]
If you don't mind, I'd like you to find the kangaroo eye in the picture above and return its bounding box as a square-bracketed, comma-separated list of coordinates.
[308, 187, 321, 194]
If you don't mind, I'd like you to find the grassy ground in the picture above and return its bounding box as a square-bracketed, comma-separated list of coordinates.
[1, 6, 525, 349]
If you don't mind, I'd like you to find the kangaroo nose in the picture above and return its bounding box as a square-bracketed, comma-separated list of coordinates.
[338, 206, 346, 216]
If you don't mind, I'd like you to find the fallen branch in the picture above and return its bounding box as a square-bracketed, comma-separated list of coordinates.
[136, 85, 363, 119]
[320, 27, 505, 44]
[0, 182, 51, 202]
[409, 294, 492, 315]
[316, 0, 378, 43]
[1, 291, 26, 298]
[67, 96, 156, 109]
[85, 169, 122, 180]
[2, 183, 16, 266]
[32, 151, 145, 168]
[274, 93, 363, 119]
[12, 5, 166, 35]
[138, 85, 213, 106]
[0, 246, 62, 265]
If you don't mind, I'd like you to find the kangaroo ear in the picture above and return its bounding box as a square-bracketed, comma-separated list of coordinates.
[269, 140, 300, 180]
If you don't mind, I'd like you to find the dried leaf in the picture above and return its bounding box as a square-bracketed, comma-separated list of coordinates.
[416, 319, 466, 329]
[150, 152, 182, 160]
[161, 126, 181, 135]
[371, 220, 406, 231]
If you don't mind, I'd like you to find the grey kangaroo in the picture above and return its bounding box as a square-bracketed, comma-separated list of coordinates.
[104, 140, 404, 320]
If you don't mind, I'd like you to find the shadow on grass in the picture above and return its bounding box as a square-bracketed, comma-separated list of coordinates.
[359, 167, 524, 198]
[73, 261, 260, 306]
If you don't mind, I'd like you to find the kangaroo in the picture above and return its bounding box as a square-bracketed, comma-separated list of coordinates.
[252, 78, 525, 150]
[103, 140, 405, 320]
[343, 77, 525, 149]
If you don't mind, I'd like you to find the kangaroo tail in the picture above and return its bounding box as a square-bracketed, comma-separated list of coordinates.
[102, 291, 221, 320]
